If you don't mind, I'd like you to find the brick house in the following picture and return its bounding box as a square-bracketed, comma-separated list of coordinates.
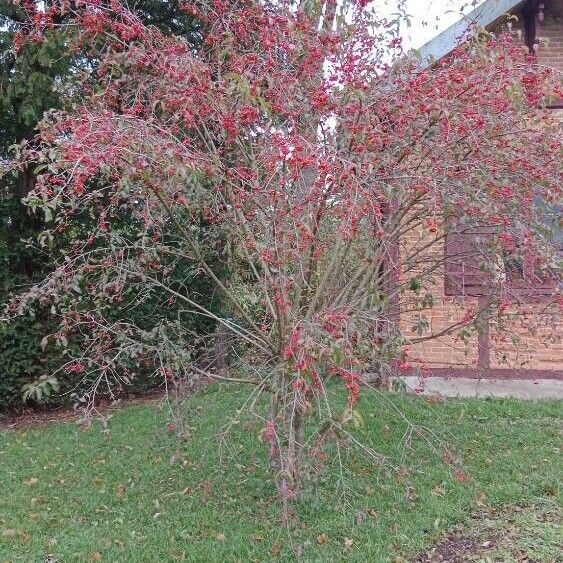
[399, 0, 562, 380]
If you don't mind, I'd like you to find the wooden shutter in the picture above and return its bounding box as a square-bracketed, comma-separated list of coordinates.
[444, 224, 494, 296]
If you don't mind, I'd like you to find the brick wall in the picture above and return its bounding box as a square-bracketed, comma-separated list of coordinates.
[490, 0, 562, 373]
[399, 221, 480, 370]
[399, 0, 562, 377]
[489, 304, 562, 370]
[399, 221, 562, 376]
[537, 0, 563, 73]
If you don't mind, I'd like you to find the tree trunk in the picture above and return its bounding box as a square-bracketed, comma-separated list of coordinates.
[208, 323, 230, 375]
[287, 404, 304, 487]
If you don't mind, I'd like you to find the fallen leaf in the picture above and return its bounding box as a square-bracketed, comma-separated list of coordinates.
[1, 529, 16, 539]
[543, 484, 557, 496]
[115, 484, 126, 498]
[91, 552, 102, 561]
[316, 533, 328, 545]
[79, 420, 92, 431]
[23, 477, 38, 486]
[475, 491, 487, 506]
[343, 537, 354, 551]
[442, 450, 455, 466]
[454, 468, 471, 483]
[404, 486, 417, 503]
[271, 542, 281, 556]
[201, 481, 213, 496]
[216, 532, 225, 542]
[169, 453, 183, 465]
[425, 395, 443, 404]
[355, 511, 366, 525]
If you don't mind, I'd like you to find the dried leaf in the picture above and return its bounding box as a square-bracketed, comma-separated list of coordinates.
[316, 533, 328, 545]
[454, 468, 471, 483]
[355, 511, 366, 525]
[91, 552, 102, 561]
[404, 486, 417, 503]
[23, 477, 38, 486]
[79, 420, 92, 432]
[475, 491, 487, 506]
[425, 395, 443, 404]
[542, 484, 557, 496]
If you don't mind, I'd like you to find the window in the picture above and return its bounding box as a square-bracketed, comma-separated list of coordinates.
[444, 223, 494, 296]
[444, 201, 561, 300]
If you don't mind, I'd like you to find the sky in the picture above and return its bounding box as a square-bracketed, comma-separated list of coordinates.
[387, 0, 486, 50]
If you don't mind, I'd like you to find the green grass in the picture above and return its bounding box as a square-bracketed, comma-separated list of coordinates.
[0, 385, 561, 562]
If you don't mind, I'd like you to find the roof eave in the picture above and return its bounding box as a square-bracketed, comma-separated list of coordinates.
[415, 0, 529, 69]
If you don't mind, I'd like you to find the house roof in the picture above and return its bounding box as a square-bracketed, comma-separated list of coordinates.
[416, 0, 529, 68]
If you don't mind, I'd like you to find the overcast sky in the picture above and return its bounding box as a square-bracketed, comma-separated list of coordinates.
[386, 0, 486, 50]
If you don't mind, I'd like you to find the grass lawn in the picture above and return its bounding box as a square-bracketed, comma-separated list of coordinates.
[0, 384, 561, 562]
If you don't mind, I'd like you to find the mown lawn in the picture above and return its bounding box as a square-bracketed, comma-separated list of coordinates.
[0, 385, 561, 562]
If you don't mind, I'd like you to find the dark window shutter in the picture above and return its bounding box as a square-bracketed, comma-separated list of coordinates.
[444, 225, 494, 296]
